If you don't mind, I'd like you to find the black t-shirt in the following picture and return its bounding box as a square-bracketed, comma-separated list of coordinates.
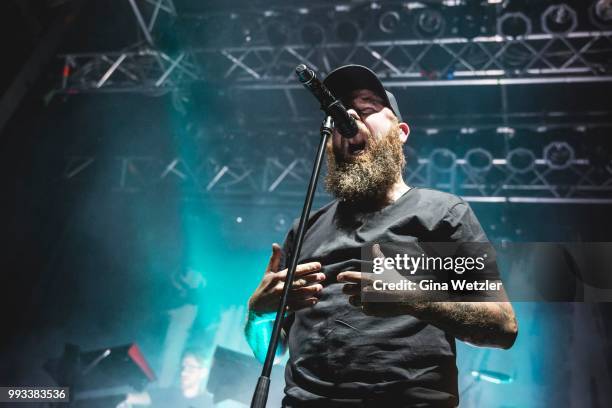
[279, 187, 497, 408]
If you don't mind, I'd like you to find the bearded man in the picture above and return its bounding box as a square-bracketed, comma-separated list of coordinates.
[245, 65, 517, 408]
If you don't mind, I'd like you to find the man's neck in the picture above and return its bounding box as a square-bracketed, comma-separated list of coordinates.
[386, 179, 410, 203]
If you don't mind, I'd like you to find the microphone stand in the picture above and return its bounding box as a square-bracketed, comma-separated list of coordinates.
[250, 115, 333, 408]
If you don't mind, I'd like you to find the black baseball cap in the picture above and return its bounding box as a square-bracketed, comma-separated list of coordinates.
[323, 64, 403, 122]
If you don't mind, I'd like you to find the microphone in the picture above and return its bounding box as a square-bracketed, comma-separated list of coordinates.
[295, 64, 358, 138]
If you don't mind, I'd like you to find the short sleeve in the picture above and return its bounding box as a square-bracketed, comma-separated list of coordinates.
[446, 200, 488, 243]
[442, 200, 502, 300]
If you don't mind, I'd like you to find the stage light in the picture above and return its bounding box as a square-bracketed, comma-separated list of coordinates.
[497, 12, 532, 37]
[507, 148, 535, 174]
[595, 0, 612, 21]
[413, 8, 446, 38]
[335, 20, 362, 43]
[542, 4, 577, 35]
[300, 22, 326, 45]
[465, 148, 493, 173]
[544, 142, 574, 170]
[379, 10, 401, 34]
[442, 0, 461, 6]
[429, 149, 457, 172]
[589, 0, 612, 29]
[496, 126, 515, 135]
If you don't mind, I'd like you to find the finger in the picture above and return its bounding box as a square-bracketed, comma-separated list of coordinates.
[291, 273, 326, 288]
[272, 281, 323, 296]
[275, 262, 322, 280]
[337, 271, 368, 284]
[265, 243, 282, 273]
[342, 284, 360, 296]
[291, 283, 323, 296]
[372, 243, 386, 259]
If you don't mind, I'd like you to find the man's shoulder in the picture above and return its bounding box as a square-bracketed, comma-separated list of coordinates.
[407, 187, 466, 214]
[287, 199, 339, 233]
[405, 188, 485, 240]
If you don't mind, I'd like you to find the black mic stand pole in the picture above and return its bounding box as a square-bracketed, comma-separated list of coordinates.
[250, 115, 333, 408]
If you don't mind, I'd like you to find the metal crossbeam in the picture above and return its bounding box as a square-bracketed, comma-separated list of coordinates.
[127, 0, 176, 45]
[59, 48, 199, 93]
[213, 31, 612, 89]
[61, 136, 612, 204]
[57, 30, 612, 92]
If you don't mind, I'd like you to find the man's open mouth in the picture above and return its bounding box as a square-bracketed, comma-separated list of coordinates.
[348, 141, 367, 156]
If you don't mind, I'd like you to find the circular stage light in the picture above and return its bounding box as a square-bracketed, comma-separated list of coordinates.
[465, 148, 493, 173]
[589, 0, 612, 29]
[429, 149, 457, 172]
[379, 10, 401, 34]
[497, 12, 532, 37]
[542, 4, 578, 35]
[413, 8, 446, 39]
[506, 148, 536, 174]
[596, 0, 612, 20]
[544, 142, 574, 170]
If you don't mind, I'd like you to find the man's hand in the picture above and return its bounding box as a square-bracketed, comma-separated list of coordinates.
[337, 243, 417, 316]
[338, 244, 518, 349]
[248, 243, 326, 314]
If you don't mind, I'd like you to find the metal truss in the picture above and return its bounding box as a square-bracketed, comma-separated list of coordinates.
[127, 0, 176, 46]
[58, 30, 612, 92]
[58, 0, 200, 93]
[214, 31, 612, 89]
[60, 47, 200, 93]
[405, 148, 612, 204]
[62, 141, 612, 204]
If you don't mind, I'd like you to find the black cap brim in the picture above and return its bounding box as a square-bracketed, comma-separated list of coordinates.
[323, 65, 402, 122]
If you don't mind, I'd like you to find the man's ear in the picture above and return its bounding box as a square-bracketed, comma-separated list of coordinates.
[398, 122, 410, 143]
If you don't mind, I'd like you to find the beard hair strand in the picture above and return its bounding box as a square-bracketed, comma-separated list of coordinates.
[325, 124, 405, 205]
